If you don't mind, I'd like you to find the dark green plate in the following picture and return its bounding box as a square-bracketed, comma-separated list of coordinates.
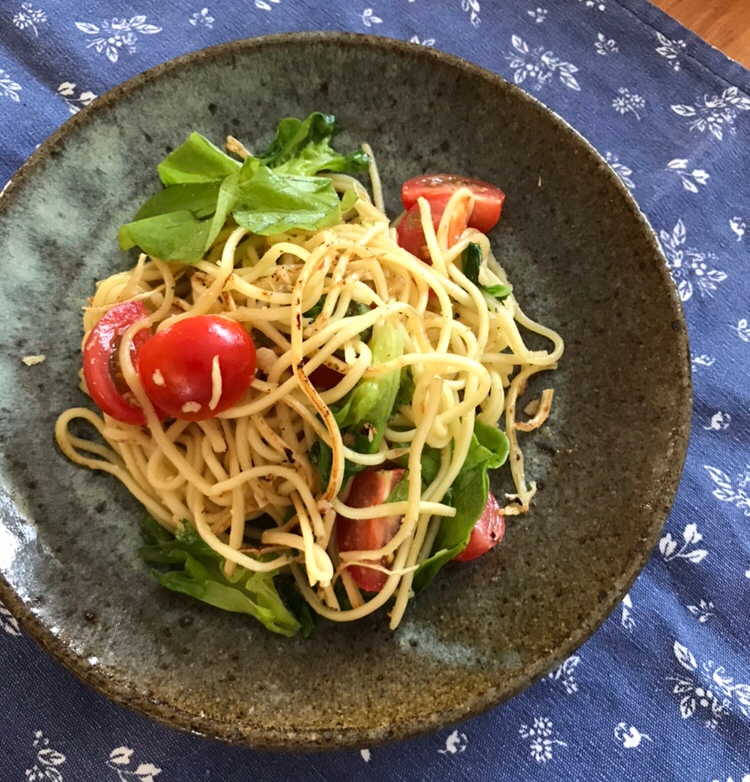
[0, 33, 691, 750]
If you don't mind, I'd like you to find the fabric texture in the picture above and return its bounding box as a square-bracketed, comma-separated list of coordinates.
[1, 1, 750, 779]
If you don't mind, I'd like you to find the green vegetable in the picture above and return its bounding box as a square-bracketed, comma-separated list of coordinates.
[310, 321, 405, 487]
[336, 320, 404, 453]
[232, 165, 346, 236]
[258, 113, 371, 176]
[392, 443, 442, 485]
[139, 516, 301, 637]
[462, 242, 512, 301]
[157, 132, 241, 185]
[118, 211, 211, 263]
[412, 420, 509, 593]
[119, 114, 370, 264]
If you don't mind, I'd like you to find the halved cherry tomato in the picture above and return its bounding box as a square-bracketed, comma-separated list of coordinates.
[453, 492, 505, 562]
[396, 197, 470, 263]
[336, 468, 405, 592]
[308, 363, 344, 391]
[402, 174, 506, 234]
[83, 301, 153, 426]
[137, 315, 255, 421]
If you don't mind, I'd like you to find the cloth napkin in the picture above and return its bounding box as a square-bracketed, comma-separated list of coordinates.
[2, 1, 750, 779]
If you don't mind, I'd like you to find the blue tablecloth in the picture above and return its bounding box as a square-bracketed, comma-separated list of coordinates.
[2, 1, 750, 779]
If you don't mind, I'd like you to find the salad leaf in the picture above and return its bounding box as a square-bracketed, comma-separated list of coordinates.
[133, 181, 223, 221]
[118, 210, 211, 263]
[310, 321, 405, 488]
[275, 576, 319, 638]
[462, 242, 512, 301]
[336, 320, 404, 454]
[139, 516, 301, 637]
[232, 166, 345, 236]
[120, 114, 369, 263]
[157, 132, 241, 185]
[412, 421, 509, 593]
[259, 112, 371, 176]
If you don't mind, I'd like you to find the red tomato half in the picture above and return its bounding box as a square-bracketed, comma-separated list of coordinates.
[396, 198, 469, 264]
[137, 315, 256, 421]
[83, 301, 153, 426]
[336, 468, 405, 592]
[308, 363, 344, 391]
[453, 492, 506, 562]
[401, 174, 506, 234]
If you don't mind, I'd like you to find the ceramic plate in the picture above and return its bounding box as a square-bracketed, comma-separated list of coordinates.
[0, 33, 691, 750]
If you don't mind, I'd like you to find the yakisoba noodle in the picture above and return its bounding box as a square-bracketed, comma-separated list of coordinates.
[55, 151, 563, 631]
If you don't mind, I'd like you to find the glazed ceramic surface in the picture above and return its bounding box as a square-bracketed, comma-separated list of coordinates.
[0, 33, 691, 749]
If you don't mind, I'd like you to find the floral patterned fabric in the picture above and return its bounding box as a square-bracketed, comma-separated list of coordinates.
[1, 1, 750, 779]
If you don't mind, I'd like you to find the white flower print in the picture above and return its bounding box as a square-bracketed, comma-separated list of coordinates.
[666, 159, 709, 193]
[659, 523, 708, 564]
[410, 35, 435, 47]
[605, 151, 635, 189]
[711, 776, 750, 782]
[75, 16, 162, 63]
[0, 69, 22, 102]
[361, 8, 382, 27]
[57, 82, 96, 114]
[519, 717, 567, 763]
[254, 0, 280, 10]
[734, 319, 750, 342]
[612, 88, 645, 120]
[614, 723, 651, 749]
[730, 217, 747, 242]
[672, 87, 750, 140]
[527, 8, 547, 24]
[692, 354, 715, 367]
[659, 218, 726, 301]
[579, 0, 605, 9]
[189, 8, 214, 28]
[107, 747, 161, 782]
[704, 411, 731, 431]
[547, 655, 579, 694]
[13, 3, 47, 37]
[621, 592, 635, 632]
[705, 464, 750, 515]
[461, 0, 481, 27]
[0, 599, 21, 636]
[505, 36, 580, 92]
[437, 729, 468, 754]
[668, 640, 750, 729]
[595, 33, 618, 55]
[656, 31, 686, 71]
[25, 731, 66, 782]
[688, 599, 715, 623]
[360, 749, 371, 762]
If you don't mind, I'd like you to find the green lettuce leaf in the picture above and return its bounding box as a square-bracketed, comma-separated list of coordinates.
[259, 112, 371, 176]
[120, 115, 367, 263]
[118, 210, 211, 263]
[157, 132, 241, 185]
[139, 516, 301, 637]
[412, 421, 509, 593]
[462, 242, 512, 301]
[232, 165, 345, 235]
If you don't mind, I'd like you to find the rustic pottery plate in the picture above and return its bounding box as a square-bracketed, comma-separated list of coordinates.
[0, 33, 691, 750]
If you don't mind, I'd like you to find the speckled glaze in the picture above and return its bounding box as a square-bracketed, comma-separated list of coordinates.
[0, 33, 691, 750]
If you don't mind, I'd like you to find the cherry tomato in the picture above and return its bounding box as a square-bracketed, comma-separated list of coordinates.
[137, 315, 256, 421]
[396, 198, 469, 262]
[336, 468, 405, 592]
[308, 363, 344, 391]
[83, 301, 153, 426]
[453, 492, 505, 562]
[401, 174, 506, 234]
